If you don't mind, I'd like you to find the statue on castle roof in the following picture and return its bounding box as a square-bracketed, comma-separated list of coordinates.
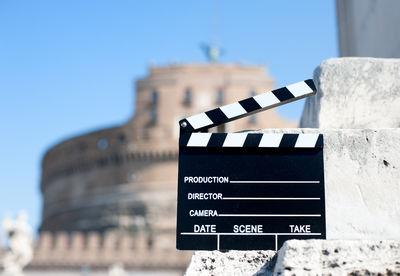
[200, 43, 224, 63]
[2, 211, 33, 276]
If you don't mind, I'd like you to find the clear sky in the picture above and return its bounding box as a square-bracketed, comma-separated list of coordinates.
[0, 0, 337, 233]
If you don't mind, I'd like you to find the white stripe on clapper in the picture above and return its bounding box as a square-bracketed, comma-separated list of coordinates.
[223, 133, 248, 147]
[286, 81, 313, 97]
[253, 92, 280, 108]
[187, 133, 212, 147]
[186, 113, 213, 129]
[258, 133, 283, 147]
[220, 102, 247, 119]
[295, 134, 319, 148]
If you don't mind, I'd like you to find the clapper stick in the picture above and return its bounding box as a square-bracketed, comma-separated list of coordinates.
[179, 79, 316, 133]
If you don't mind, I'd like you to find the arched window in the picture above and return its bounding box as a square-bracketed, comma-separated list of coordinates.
[183, 89, 191, 106]
[149, 110, 157, 126]
[118, 134, 126, 144]
[151, 90, 158, 106]
[216, 89, 224, 105]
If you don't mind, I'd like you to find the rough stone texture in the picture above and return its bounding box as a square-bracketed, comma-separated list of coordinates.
[262, 240, 400, 275]
[186, 240, 400, 276]
[300, 58, 400, 128]
[185, 250, 275, 276]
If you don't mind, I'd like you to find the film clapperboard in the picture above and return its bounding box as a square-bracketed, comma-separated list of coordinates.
[176, 79, 326, 251]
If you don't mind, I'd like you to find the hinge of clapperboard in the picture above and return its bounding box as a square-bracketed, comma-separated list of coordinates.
[179, 79, 321, 147]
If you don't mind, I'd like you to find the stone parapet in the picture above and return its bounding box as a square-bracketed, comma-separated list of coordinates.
[29, 231, 192, 270]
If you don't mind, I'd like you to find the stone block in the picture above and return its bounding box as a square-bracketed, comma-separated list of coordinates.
[70, 232, 84, 250]
[134, 232, 148, 251]
[185, 250, 275, 276]
[103, 231, 117, 250]
[53, 232, 69, 251]
[86, 232, 100, 250]
[300, 58, 400, 128]
[119, 233, 134, 252]
[263, 239, 400, 275]
[37, 232, 53, 250]
[185, 240, 400, 275]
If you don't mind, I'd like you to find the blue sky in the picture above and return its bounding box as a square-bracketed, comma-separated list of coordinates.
[0, 0, 337, 232]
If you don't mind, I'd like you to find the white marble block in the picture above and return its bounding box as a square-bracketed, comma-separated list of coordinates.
[300, 57, 400, 128]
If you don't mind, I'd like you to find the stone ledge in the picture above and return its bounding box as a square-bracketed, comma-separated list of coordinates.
[185, 240, 400, 276]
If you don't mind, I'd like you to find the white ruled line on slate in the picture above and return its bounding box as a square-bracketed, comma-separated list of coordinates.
[229, 180, 320, 184]
[222, 197, 321, 200]
[180, 232, 322, 236]
[218, 214, 321, 217]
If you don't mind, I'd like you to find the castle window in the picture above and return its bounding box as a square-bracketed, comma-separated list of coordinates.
[149, 110, 157, 126]
[118, 134, 126, 144]
[216, 89, 224, 105]
[97, 138, 108, 150]
[183, 89, 191, 107]
[249, 91, 257, 124]
[151, 90, 158, 106]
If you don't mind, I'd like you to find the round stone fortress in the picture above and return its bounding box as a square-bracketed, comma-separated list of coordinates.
[40, 63, 295, 249]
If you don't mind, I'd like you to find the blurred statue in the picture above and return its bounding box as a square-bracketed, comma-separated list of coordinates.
[108, 262, 127, 276]
[1, 211, 33, 276]
[200, 43, 224, 63]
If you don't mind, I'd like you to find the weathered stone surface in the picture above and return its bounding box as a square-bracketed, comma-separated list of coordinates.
[262, 239, 400, 275]
[300, 58, 400, 128]
[186, 240, 400, 276]
[185, 250, 275, 276]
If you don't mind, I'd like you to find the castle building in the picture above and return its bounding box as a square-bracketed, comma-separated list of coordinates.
[34, 63, 295, 271]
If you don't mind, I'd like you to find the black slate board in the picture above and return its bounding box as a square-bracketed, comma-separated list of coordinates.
[176, 133, 326, 251]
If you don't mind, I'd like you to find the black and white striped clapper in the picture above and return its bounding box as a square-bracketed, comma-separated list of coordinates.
[176, 79, 326, 251]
